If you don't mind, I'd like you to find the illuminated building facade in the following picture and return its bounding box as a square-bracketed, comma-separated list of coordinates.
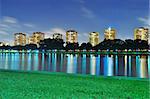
[134, 27, 149, 41]
[28, 36, 34, 44]
[14, 33, 26, 46]
[89, 32, 99, 46]
[0, 42, 4, 46]
[104, 27, 116, 40]
[32, 32, 45, 45]
[0, 42, 9, 46]
[66, 30, 78, 43]
[53, 33, 63, 39]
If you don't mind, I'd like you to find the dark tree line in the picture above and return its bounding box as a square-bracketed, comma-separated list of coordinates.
[0, 44, 38, 50]
[93, 39, 149, 50]
[39, 38, 64, 50]
[0, 38, 149, 51]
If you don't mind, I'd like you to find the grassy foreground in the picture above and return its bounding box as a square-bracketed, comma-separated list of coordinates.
[0, 70, 149, 99]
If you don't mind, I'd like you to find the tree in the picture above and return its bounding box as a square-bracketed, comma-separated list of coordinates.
[0, 45, 11, 50]
[25, 44, 37, 50]
[124, 39, 135, 50]
[94, 39, 125, 51]
[79, 43, 87, 50]
[134, 39, 149, 50]
[86, 42, 92, 50]
[112, 39, 125, 50]
[12, 45, 25, 50]
[65, 43, 79, 51]
[39, 38, 64, 50]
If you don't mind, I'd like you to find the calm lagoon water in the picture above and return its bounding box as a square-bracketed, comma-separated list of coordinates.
[0, 51, 149, 78]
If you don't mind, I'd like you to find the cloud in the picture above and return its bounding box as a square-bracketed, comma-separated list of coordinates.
[0, 16, 36, 34]
[44, 28, 66, 39]
[138, 17, 150, 28]
[81, 7, 95, 19]
[78, 32, 89, 44]
[3, 16, 18, 24]
[0, 16, 37, 45]
[44, 28, 89, 44]
[0, 16, 89, 45]
[73, 0, 85, 4]
[0, 24, 9, 28]
[0, 30, 9, 35]
[78, 0, 85, 4]
[23, 23, 35, 28]
[44, 28, 90, 44]
[0, 16, 68, 45]
[0, 16, 20, 33]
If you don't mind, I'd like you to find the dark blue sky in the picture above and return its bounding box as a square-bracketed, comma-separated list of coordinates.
[0, 0, 149, 44]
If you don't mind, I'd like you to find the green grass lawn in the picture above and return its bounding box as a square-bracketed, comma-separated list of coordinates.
[0, 70, 149, 99]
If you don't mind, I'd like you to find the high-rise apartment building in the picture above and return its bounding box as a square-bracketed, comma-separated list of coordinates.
[14, 33, 26, 46]
[32, 32, 45, 45]
[89, 32, 99, 46]
[104, 27, 116, 40]
[53, 33, 63, 39]
[134, 27, 149, 41]
[66, 30, 78, 43]
[27, 36, 34, 44]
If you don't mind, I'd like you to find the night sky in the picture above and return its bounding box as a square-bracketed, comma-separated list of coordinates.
[0, 0, 149, 44]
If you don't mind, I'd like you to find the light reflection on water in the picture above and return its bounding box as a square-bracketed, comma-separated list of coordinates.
[0, 52, 149, 78]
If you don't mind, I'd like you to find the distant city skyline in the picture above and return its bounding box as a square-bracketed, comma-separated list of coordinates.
[0, 26, 148, 46]
[0, 0, 149, 45]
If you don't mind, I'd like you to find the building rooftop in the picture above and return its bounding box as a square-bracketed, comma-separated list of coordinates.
[90, 32, 99, 34]
[14, 33, 26, 35]
[53, 33, 62, 35]
[33, 32, 44, 34]
[66, 30, 77, 32]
